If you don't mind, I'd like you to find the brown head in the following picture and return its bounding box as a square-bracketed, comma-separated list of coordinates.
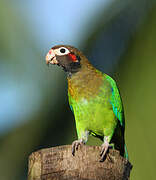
[45, 45, 90, 75]
[46, 45, 103, 99]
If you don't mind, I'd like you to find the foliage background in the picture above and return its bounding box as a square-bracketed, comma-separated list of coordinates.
[0, 0, 156, 179]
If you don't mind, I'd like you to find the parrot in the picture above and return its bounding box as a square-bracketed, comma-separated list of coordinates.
[45, 45, 128, 161]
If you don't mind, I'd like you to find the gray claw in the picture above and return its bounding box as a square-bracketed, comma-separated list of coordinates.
[72, 139, 84, 156]
[100, 141, 109, 162]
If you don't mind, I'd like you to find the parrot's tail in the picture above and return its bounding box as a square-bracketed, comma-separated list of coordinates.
[124, 144, 129, 160]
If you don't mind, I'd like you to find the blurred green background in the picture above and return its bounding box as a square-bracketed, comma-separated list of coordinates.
[0, 0, 156, 179]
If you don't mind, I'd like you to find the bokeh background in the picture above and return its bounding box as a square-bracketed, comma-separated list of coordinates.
[0, 0, 156, 179]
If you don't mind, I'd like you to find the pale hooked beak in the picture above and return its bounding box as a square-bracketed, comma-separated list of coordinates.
[45, 49, 58, 65]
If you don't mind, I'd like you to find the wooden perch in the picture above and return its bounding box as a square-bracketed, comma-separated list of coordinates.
[27, 145, 132, 180]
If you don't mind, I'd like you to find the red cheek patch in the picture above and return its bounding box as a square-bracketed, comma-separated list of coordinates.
[68, 53, 78, 62]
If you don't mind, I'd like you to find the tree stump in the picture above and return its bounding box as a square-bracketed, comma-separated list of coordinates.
[27, 145, 132, 180]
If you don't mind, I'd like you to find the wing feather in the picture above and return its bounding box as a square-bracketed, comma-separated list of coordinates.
[105, 75, 125, 127]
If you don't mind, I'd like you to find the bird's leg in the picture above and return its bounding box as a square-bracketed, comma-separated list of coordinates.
[100, 136, 112, 162]
[72, 130, 89, 156]
[72, 139, 85, 156]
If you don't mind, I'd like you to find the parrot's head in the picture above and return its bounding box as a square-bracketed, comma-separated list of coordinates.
[45, 45, 86, 74]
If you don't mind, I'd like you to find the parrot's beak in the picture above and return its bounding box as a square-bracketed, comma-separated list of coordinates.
[46, 49, 58, 65]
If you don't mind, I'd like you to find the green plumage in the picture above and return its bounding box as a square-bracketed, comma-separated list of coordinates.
[46, 44, 128, 160]
[68, 68, 128, 159]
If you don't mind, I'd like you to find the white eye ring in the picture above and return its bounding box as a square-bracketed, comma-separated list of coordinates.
[54, 47, 70, 56]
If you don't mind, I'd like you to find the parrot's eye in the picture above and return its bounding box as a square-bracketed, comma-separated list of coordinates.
[60, 48, 66, 53]
[54, 47, 70, 56]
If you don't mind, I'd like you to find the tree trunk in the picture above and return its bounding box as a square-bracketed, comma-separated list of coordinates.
[27, 145, 132, 180]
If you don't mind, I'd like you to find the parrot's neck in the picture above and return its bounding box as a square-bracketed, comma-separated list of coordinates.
[67, 59, 103, 100]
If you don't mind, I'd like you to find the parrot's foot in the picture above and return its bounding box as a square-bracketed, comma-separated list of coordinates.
[100, 141, 112, 162]
[72, 139, 85, 156]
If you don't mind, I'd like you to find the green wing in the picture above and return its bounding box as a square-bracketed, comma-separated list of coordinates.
[68, 73, 124, 128]
[105, 75, 125, 127]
